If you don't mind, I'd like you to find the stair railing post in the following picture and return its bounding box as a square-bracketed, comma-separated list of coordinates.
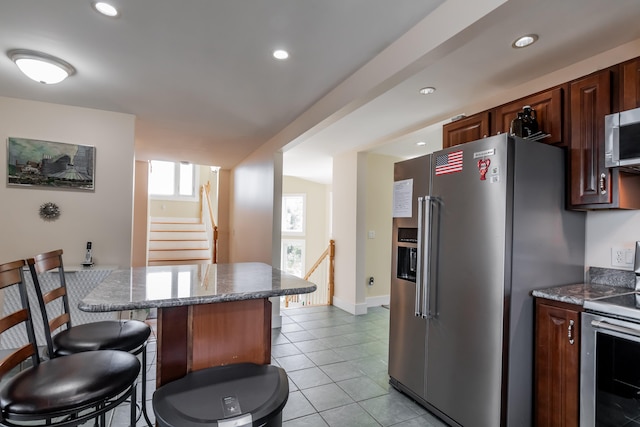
[328, 239, 335, 305]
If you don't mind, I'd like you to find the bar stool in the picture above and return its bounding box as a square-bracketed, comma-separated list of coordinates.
[153, 363, 289, 427]
[0, 259, 140, 427]
[26, 249, 153, 426]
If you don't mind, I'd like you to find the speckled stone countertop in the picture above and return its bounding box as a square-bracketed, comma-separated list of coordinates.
[78, 262, 317, 312]
[532, 267, 636, 306]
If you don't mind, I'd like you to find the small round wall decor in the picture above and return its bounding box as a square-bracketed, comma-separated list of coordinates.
[39, 202, 61, 221]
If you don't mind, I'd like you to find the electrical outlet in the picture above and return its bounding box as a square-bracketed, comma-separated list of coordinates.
[611, 247, 635, 268]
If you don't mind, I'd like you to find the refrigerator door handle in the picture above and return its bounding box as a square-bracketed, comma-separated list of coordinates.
[421, 196, 433, 319]
[426, 197, 440, 319]
[416, 196, 424, 317]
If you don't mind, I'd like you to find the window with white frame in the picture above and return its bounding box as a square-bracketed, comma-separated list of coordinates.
[282, 194, 305, 235]
[281, 239, 305, 278]
[149, 160, 196, 199]
[281, 194, 306, 277]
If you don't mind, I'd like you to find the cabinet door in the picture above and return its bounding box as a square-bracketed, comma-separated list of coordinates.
[442, 111, 490, 148]
[493, 87, 564, 145]
[569, 70, 612, 206]
[622, 59, 640, 110]
[534, 299, 580, 427]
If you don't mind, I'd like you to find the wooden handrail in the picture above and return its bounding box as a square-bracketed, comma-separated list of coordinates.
[304, 244, 329, 280]
[201, 182, 218, 263]
[287, 239, 334, 307]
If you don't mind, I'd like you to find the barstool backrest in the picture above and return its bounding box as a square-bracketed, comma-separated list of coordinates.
[26, 249, 72, 358]
[0, 260, 40, 379]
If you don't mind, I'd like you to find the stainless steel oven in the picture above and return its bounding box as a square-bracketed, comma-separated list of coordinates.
[582, 293, 640, 426]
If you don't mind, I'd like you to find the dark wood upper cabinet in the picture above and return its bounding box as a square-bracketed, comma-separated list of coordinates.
[442, 111, 490, 148]
[622, 58, 640, 110]
[438, 55, 640, 210]
[493, 87, 564, 145]
[534, 298, 580, 427]
[569, 70, 612, 207]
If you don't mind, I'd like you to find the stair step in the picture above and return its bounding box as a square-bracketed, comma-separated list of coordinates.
[149, 231, 208, 241]
[149, 240, 209, 250]
[151, 217, 200, 224]
[148, 259, 211, 266]
[150, 222, 206, 232]
[148, 249, 211, 261]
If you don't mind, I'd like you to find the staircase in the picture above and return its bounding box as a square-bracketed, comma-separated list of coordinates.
[148, 217, 212, 266]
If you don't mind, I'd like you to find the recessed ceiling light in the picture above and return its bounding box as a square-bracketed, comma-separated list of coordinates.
[419, 86, 436, 95]
[92, 2, 119, 17]
[8, 49, 76, 84]
[273, 50, 289, 60]
[417, 141, 427, 146]
[512, 34, 539, 49]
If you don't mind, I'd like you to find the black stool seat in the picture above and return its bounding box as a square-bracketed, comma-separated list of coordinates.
[0, 350, 140, 417]
[52, 319, 151, 356]
[153, 363, 289, 427]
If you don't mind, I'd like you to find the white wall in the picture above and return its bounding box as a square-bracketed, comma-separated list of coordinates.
[229, 150, 282, 265]
[216, 168, 231, 263]
[331, 151, 368, 314]
[586, 210, 640, 270]
[230, 147, 283, 326]
[0, 97, 135, 267]
[132, 160, 149, 267]
[364, 153, 400, 305]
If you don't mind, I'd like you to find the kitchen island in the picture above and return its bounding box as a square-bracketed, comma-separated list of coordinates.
[79, 262, 316, 386]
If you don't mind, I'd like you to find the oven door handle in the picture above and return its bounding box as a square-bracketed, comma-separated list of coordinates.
[591, 319, 640, 338]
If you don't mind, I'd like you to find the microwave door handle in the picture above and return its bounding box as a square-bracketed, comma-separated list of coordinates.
[612, 126, 620, 164]
[591, 319, 640, 338]
[415, 196, 424, 317]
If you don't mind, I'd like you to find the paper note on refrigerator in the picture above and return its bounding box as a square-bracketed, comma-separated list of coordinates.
[393, 179, 413, 217]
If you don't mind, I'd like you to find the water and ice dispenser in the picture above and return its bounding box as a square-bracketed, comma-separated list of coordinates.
[396, 228, 417, 282]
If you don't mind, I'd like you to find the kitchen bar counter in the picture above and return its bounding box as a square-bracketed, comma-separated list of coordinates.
[78, 262, 316, 312]
[79, 262, 316, 386]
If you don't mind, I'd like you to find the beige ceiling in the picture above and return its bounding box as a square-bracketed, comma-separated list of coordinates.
[2, 0, 640, 184]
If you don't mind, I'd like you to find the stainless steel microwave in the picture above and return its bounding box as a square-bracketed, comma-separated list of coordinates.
[605, 106, 640, 171]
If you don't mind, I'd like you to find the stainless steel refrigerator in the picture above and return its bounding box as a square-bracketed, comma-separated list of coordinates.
[389, 134, 585, 427]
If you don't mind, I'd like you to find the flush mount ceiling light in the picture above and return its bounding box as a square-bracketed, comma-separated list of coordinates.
[92, 1, 119, 17]
[419, 86, 436, 95]
[417, 141, 427, 146]
[8, 49, 76, 84]
[273, 49, 289, 60]
[512, 34, 539, 49]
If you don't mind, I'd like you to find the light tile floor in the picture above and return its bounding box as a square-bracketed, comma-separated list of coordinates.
[273, 305, 446, 427]
[114, 305, 448, 426]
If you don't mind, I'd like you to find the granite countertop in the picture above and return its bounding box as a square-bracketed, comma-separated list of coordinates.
[79, 262, 317, 312]
[532, 266, 637, 306]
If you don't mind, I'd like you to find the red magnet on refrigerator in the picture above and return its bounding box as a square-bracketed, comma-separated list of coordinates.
[478, 158, 490, 180]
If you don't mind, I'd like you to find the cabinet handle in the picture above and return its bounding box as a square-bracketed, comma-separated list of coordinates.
[568, 319, 575, 345]
[599, 173, 607, 195]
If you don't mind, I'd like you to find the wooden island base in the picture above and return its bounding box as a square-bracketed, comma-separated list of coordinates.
[156, 298, 272, 387]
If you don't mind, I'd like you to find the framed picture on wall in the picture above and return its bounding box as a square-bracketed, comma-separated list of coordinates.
[6, 137, 96, 191]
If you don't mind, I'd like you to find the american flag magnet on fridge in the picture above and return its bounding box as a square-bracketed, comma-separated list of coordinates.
[435, 150, 463, 176]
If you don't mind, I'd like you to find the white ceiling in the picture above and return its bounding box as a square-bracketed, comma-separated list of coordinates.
[1, 0, 640, 184]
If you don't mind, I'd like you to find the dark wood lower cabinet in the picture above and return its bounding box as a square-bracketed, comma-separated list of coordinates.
[534, 298, 581, 427]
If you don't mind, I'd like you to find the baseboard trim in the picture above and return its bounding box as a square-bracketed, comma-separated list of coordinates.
[332, 296, 368, 315]
[366, 295, 390, 308]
